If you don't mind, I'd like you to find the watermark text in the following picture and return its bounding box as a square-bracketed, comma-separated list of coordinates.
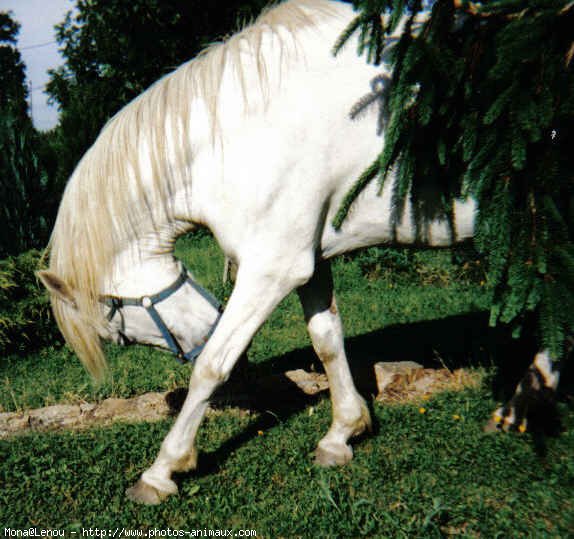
[3, 529, 256, 538]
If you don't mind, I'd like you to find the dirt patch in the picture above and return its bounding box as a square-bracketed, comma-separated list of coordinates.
[0, 363, 480, 439]
[373, 361, 481, 404]
[0, 392, 173, 439]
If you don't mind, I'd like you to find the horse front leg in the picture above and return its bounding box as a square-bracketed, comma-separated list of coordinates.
[126, 257, 314, 505]
[297, 261, 371, 466]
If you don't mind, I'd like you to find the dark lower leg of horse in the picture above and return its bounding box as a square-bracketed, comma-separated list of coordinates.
[485, 348, 565, 435]
[298, 261, 372, 467]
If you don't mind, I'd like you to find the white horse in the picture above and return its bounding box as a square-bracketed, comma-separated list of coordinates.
[38, 0, 561, 505]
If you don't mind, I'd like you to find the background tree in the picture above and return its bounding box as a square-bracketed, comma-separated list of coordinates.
[47, 0, 268, 183]
[0, 12, 28, 120]
[0, 12, 54, 256]
[335, 0, 574, 358]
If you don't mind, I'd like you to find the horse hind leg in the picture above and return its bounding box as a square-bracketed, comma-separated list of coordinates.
[298, 261, 371, 466]
[485, 343, 568, 433]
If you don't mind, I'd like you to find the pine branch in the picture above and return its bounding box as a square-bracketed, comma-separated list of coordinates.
[332, 159, 381, 230]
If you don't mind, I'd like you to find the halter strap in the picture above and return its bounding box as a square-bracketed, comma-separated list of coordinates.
[100, 267, 222, 364]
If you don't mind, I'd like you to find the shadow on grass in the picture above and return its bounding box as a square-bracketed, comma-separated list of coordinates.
[170, 310, 572, 478]
[230, 311, 544, 407]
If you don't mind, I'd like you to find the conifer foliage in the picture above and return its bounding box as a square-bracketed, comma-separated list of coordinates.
[334, 0, 574, 358]
[0, 12, 53, 257]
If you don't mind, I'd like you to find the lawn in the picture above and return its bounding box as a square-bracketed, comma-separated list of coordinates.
[1, 234, 572, 536]
[1, 391, 573, 536]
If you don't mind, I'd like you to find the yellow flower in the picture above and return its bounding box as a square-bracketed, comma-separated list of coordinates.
[419, 407, 426, 414]
[257, 430, 264, 436]
[452, 414, 461, 421]
[518, 423, 527, 433]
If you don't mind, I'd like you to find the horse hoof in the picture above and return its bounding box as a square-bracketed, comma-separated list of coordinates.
[483, 408, 527, 434]
[483, 417, 500, 433]
[315, 442, 353, 467]
[126, 479, 175, 505]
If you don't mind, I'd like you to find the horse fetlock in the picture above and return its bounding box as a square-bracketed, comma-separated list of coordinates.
[126, 478, 178, 505]
[172, 446, 198, 473]
[354, 399, 373, 436]
[315, 440, 353, 467]
[337, 398, 372, 438]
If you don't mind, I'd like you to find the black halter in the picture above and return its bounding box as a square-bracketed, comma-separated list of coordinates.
[100, 267, 222, 363]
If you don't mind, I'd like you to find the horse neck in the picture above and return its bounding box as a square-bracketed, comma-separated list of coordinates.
[105, 197, 196, 297]
[106, 241, 182, 298]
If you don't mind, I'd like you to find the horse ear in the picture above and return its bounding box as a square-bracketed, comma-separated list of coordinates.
[36, 270, 77, 308]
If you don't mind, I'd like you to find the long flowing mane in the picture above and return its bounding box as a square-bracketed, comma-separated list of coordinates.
[45, 0, 344, 379]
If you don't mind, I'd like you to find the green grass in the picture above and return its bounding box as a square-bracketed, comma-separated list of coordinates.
[2, 233, 572, 535]
[1, 390, 573, 536]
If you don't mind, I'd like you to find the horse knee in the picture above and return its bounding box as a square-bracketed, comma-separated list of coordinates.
[195, 361, 229, 385]
[307, 314, 342, 363]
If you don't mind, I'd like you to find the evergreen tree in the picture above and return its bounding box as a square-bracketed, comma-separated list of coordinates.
[0, 12, 53, 256]
[0, 12, 28, 120]
[334, 0, 574, 358]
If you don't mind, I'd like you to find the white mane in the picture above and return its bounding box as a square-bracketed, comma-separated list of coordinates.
[46, 0, 344, 378]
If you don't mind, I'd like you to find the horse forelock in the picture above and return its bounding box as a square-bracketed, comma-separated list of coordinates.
[46, 0, 344, 377]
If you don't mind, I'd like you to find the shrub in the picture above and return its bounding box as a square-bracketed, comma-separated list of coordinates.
[0, 249, 62, 356]
[348, 245, 487, 286]
[345, 247, 415, 281]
